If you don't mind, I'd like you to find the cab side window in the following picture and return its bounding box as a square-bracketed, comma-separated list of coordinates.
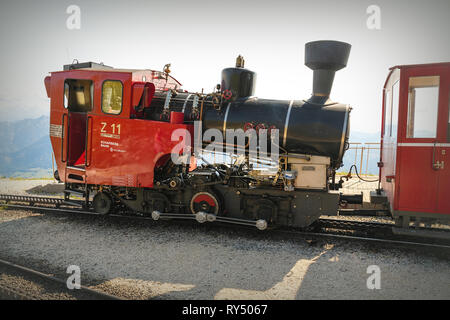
[102, 80, 123, 115]
[64, 79, 93, 112]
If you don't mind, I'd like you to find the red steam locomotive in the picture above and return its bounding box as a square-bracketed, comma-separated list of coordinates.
[43, 40, 450, 232]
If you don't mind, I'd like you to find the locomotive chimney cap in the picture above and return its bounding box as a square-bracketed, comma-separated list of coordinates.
[304, 40, 351, 101]
[305, 40, 351, 71]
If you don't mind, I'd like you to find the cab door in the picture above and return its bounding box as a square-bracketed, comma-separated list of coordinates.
[397, 66, 449, 214]
[63, 78, 94, 183]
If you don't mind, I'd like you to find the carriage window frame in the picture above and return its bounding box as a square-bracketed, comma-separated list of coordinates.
[406, 76, 440, 139]
[384, 89, 392, 137]
[101, 80, 123, 115]
[63, 79, 94, 112]
[391, 80, 400, 138]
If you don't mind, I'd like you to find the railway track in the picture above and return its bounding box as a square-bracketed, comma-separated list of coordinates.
[0, 258, 120, 300]
[1, 194, 450, 250]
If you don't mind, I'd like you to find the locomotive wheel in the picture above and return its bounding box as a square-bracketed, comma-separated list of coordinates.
[190, 191, 220, 215]
[93, 192, 113, 215]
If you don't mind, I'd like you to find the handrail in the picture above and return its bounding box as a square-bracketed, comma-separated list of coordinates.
[86, 116, 93, 167]
[343, 142, 381, 175]
[61, 113, 68, 162]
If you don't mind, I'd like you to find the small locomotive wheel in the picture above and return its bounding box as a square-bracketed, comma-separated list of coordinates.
[222, 90, 232, 100]
[93, 192, 113, 215]
[190, 192, 219, 215]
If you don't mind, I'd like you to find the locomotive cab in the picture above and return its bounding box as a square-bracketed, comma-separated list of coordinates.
[45, 62, 191, 189]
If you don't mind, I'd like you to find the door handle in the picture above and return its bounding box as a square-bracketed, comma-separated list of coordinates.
[433, 160, 445, 170]
[433, 161, 441, 170]
[431, 142, 446, 170]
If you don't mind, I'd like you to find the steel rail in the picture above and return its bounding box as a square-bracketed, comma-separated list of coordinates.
[1, 194, 449, 249]
[0, 258, 121, 300]
[274, 229, 450, 249]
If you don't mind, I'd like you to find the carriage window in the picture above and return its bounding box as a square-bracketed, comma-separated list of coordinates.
[406, 76, 440, 138]
[384, 89, 392, 137]
[391, 80, 399, 138]
[102, 80, 123, 115]
[64, 79, 93, 112]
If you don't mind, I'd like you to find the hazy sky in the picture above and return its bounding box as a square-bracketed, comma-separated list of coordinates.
[0, 0, 449, 133]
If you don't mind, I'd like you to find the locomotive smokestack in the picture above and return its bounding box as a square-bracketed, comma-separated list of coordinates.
[305, 40, 351, 103]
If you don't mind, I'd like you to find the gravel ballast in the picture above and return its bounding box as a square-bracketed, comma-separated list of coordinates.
[0, 179, 449, 300]
[0, 208, 449, 300]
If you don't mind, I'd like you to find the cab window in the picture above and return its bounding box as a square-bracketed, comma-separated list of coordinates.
[64, 79, 93, 112]
[102, 80, 123, 115]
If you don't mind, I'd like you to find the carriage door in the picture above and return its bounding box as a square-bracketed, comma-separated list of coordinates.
[436, 78, 450, 214]
[398, 70, 448, 214]
[63, 79, 93, 182]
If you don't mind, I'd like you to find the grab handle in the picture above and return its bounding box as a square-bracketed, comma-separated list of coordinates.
[61, 113, 68, 163]
[85, 116, 93, 167]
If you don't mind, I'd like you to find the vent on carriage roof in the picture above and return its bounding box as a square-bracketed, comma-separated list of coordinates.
[63, 61, 114, 71]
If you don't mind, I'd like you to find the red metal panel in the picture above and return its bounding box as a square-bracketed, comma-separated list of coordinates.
[48, 72, 68, 182]
[397, 146, 439, 212]
[85, 116, 193, 188]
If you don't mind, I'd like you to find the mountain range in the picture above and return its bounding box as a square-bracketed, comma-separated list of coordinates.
[0, 116, 53, 177]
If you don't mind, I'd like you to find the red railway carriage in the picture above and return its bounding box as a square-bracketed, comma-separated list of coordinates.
[379, 62, 450, 226]
[44, 63, 193, 189]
